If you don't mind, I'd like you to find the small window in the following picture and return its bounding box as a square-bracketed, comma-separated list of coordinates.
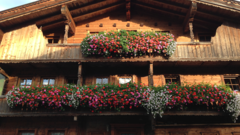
[155, 31, 170, 33]
[119, 78, 131, 84]
[67, 78, 78, 85]
[224, 77, 239, 91]
[20, 79, 32, 88]
[20, 133, 35, 135]
[43, 79, 55, 85]
[46, 36, 60, 44]
[50, 133, 64, 135]
[90, 32, 99, 35]
[96, 78, 108, 84]
[165, 75, 180, 84]
[198, 33, 213, 42]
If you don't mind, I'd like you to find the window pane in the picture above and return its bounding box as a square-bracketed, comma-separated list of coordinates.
[49, 79, 55, 85]
[172, 79, 178, 83]
[231, 79, 239, 84]
[224, 79, 231, 84]
[21, 133, 34, 135]
[51, 133, 64, 135]
[43, 79, 49, 85]
[26, 79, 32, 86]
[199, 36, 205, 41]
[102, 78, 108, 84]
[119, 78, 125, 84]
[96, 78, 102, 84]
[233, 85, 240, 91]
[166, 79, 171, 83]
[125, 78, 131, 83]
[20, 79, 26, 86]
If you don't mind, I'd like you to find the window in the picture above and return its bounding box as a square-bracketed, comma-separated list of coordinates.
[20, 79, 32, 88]
[96, 78, 108, 84]
[46, 36, 60, 44]
[50, 133, 64, 135]
[198, 33, 213, 42]
[90, 32, 99, 35]
[20, 133, 35, 135]
[43, 79, 55, 85]
[67, 78, 78, 85]
[119, 78, 131, 84]
[224, 77, 239, 91]
[165, 75, 180, 84]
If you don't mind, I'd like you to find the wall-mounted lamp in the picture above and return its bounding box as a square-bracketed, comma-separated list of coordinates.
[126, 23, 130, 27]
[140, 23, 144, 27]
[74, 116, 78, 121]
[99, 23, 103, 27]
[113, 23, 116, 27]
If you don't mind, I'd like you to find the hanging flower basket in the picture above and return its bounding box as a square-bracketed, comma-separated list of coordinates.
[80, 30, 177, 58]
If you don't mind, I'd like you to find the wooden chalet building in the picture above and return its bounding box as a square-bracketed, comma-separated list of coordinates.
[1, 0, 240, 134]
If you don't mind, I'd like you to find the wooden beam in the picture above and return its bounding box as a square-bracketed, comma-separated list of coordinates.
[148, 61, 153, 87]
[146, 0, 237, 23]
[189, 22, 194, 42]
[0, 29, 4, 42]
[183, 1, 197, 33]
[126, 0, 131, 21]
[77, 62, 82, 86]
[61, 4, 76, 35]
[63, 24, 69, 44]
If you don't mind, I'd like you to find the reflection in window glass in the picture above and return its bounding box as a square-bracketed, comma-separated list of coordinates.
[119, 78, 131, 84]
[102, 78, 108, 84]
[21, 133, 34, 135]
[96, 78, 102, 84]
[43, 79, 55, 85]
[96, 78, 108, 84]
[51, 133, 64, 135]
[20, 79, 32, 88]
[224, 77, 240, 91]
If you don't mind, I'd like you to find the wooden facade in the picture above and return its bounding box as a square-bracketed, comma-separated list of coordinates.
[1, 0, 240, 134]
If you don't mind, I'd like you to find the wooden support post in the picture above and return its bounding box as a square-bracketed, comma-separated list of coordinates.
[126, 0, 131, 21]
[189, 22, 194, 42]
[61, 5, 76, 35]
[77, 62, 82, 86]
[64, 24, 69, 44]
[148, 61, 153, 87]
[183, 1, 197, 33]
[0, 29, 4, 42]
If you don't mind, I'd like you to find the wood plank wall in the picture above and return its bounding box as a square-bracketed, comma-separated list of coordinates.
[180, 75, 223, 85]
[0, 12, 239, 61]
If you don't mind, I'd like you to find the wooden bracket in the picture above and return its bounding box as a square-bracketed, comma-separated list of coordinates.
[189, 22, 194, 42]
[148, 62, 153, 86]
[126, 0, 131, 21]
[61, 4, 76, 35]
[183, 1, 197, 33]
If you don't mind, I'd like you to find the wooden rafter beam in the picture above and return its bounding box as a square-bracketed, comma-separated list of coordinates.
[126, 0, 131, 21]
[149, 0, 238, 23]
[132, 2, 186, 17]
[42, 3, 124, 31]
[183, 1, 197, 33]
[61, 4, 76, 35]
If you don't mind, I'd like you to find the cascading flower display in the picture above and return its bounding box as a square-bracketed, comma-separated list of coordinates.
[6, 82, 240, 122]
[80, 30, 176, 58]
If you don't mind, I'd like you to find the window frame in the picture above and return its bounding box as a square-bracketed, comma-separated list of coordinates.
[96, 77, 109, 85]
[46, 36, 61, 44]
[16, 128, 38, 135]
[42, 78, 56, 86]
[45, 128, 68, 135]
[119, 76, 132, 84]
[224, 76, 240, 91]
[164, 75, 180, 85]
[197, 33, 214, 42]
[67, 77, 78, 85]
[18, 78, 33, 88]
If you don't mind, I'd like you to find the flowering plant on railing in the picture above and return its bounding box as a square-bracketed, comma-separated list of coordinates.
[80, 30, 176, 58]
[6, 82, 240, 122]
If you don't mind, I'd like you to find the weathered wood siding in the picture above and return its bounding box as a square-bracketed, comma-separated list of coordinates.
[0, 24, 81, 60]
[0, 12, 239, 61]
